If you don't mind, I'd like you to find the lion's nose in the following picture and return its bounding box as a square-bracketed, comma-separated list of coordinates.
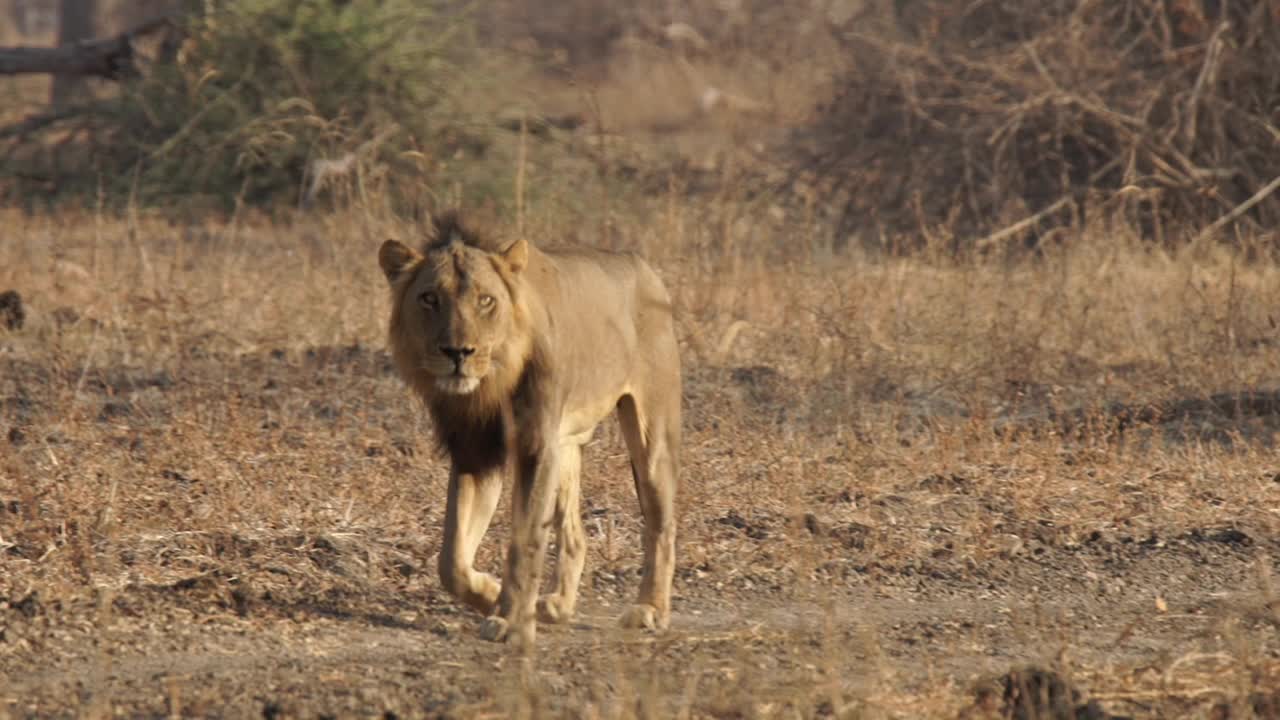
[439, 346, 475, 365]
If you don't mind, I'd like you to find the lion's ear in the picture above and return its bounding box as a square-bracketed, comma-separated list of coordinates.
[502, 237, 528, 273]
[379, 240, 420, 284]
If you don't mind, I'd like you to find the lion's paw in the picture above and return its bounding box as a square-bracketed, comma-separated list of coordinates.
[536, 595, 574, 624]
[475, 575, 502, 610]
[478, 616, 510, 642]
[618, 603, 663, 631]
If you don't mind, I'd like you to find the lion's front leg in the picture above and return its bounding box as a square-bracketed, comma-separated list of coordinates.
[439, 468, 503, 615]
[538, 443, 585, 624]
[480, 447, 560, 647]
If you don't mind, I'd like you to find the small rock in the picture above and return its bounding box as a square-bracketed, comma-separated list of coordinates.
[0, 290, 23, 330]
[51, 307, 80, 328]
[968, 667, 1129, 720]
[803, 512, 826, 536]
[98, 401, 133, 421]
[429, 621, 458, 638]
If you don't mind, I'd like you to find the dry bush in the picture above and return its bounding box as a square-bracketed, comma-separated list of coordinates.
[800, 0, 1280, 250]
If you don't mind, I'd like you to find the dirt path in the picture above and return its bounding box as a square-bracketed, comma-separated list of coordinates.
[3, 527, 1273, 719]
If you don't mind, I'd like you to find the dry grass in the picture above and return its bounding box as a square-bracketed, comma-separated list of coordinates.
[1, 201, 1278, 717]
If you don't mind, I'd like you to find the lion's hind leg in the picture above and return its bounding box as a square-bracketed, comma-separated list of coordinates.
[616, 392, 679, 631]
[537, 443, 586, 624]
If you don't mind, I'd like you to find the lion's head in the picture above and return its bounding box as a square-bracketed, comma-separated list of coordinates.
[379, 213, 532, 411]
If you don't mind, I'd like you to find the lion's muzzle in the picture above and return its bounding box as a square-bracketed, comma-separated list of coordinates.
[433, 345, 484, 394]
[439, 345, 476, 370]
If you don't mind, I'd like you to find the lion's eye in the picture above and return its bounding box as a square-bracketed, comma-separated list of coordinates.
[418, 291, 439, 309]
[478, 294, 496, 309]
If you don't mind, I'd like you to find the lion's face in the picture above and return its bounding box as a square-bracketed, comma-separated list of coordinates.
[380, 236, 529, 397]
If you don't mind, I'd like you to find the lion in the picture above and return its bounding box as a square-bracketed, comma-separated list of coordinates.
[377, 211, 680, 647]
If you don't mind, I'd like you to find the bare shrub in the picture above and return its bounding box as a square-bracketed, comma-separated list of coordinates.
[799, 0, 1280, 251]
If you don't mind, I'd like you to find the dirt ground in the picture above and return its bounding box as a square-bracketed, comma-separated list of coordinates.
[3, 536, 1275, 719]
[2, 212, 1279, 719]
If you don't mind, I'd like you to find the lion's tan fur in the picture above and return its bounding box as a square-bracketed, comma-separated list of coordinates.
[378, 211, 681, 646]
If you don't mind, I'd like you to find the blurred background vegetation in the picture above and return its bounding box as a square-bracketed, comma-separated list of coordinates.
[1, 0, 1278, 252]
[3, 0, 491, 214]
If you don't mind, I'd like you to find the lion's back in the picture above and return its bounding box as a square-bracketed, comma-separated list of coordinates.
[539, 247, 672, 315]
[534, 247, 678, 377]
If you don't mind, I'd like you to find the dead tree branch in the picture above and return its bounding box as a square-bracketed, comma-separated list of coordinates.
[0, 16, 172, 80]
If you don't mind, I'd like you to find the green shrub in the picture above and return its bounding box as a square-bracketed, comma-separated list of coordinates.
[7, 0, 485, 212]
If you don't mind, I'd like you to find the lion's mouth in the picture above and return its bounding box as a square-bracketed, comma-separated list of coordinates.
[435, 375, 481, 395]
[423, 350, 488, 395]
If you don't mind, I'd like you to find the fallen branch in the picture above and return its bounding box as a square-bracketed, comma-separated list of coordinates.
[975, 157, 1123, 250]
[1193, 174, 1280, 246]
[0, 16, 172, 80]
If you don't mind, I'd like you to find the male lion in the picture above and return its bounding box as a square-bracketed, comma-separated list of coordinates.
[378, 212, 680, 646]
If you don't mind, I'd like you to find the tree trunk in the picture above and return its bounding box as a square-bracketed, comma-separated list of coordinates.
[50, 0, 97, 107]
